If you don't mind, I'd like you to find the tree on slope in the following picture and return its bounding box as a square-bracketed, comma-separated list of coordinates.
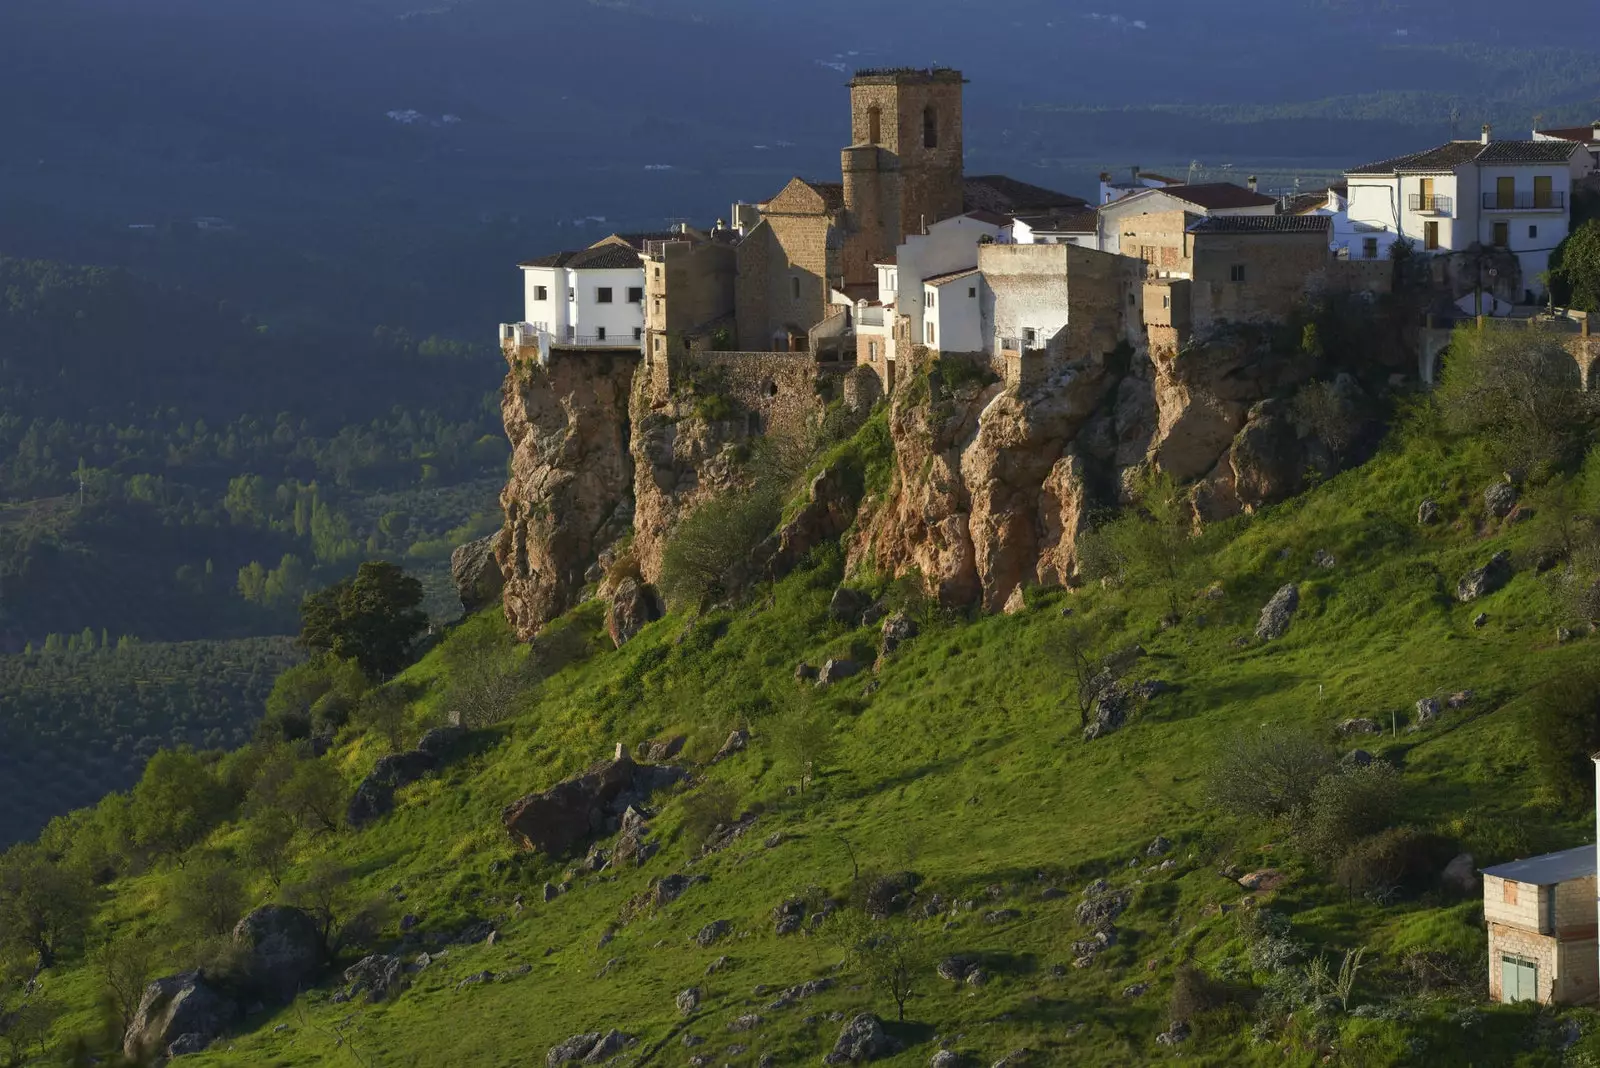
[0, 845, 93, 971]
[299, 561, 428, 679]
[1551, 219, 1600, 312]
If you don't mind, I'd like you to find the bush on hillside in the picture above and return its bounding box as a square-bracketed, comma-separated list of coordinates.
[1297, 762, 1406, 867]
[261, 656, 370, 743]
[679, 780, 740, 850]
[1169, 963, 1243, 1024]
[1078, 470, 1203, 620]
[658, 490, 783, 612]
[1434, 323, 1594, 474]
[0, 845, 95, 971]
[1332, 827, 1454, 901]
[298, 561, 429, 679]
[129, 748, 233, 865]
[1204, 729, 1337, 823]
[1527, 665, 1600, 809]
[166, 852, 249, 940]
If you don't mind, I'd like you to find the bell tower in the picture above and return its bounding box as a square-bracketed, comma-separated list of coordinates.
[842, 68, 966, 277]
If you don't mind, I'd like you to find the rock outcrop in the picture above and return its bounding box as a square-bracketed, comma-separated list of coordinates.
[347, 749, 438, 828]
[607, 577, 663, 648]
[123, 971, 239, 1061]
[232, 905, 326, 1002]
[502, 751, 685, 857]
[451, 533, 506, 616]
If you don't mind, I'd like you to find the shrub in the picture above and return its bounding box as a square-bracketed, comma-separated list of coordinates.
[658, 490, 783, 612]
[1332, 827, 1454, 900]
[1205, 729, 1337, 823]
[166, 852, 249, 940]
[1297, 762, 1406, 866]
[1527, 665, 1600, 809]
[1169, 963, 1245, 1029]
[679, 780, 740, 849]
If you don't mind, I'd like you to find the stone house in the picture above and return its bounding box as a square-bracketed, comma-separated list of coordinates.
[1481, 846, 1597, 1005]
[641, 225, 738, 365]
[1097, 181, 1278, 255]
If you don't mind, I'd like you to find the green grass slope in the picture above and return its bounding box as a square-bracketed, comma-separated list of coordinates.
[33, 411, 1600, 1067]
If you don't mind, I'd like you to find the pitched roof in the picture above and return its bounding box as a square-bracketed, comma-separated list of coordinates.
[1163, 182, 1278, 210]
[965, 175, 1088, 215]
[1015, 209, 1097, 234]
[1482, 845, 1595, 886]
[1476, 139, 1583, 164]
[1539, 124, 1600, 146]
[964, 208, 1015, 227]
[801, 180, 846, 212]
[1347, 141, 1487, 175]
[518, 242, 646, 270]
[923, 266, 980, 286]
[1189, 215, 1331, 234]
[519, 250, 581, 269]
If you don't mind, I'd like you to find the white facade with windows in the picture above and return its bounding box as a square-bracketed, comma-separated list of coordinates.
[503, 244, 645, 361]
[921, 268, 984, 353]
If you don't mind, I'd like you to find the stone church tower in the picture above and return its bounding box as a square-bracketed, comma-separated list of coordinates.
[840, 68, 966, 285]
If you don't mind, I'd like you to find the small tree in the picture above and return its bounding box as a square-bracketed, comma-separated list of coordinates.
[97, 933, 157, 1040]
[1550, 218, 1600, 312]
[770, 703, 837, 794]
[0, 845, 94, 970]
[1291, 379, 1361, 457]
[239, 808, 297, 888]
[299, 561, 428, 679]
[1297, 762, 1406, 866]
[1205, 729, 1337, 823]
[129, 748, 230, 866]
[278, 759, 347, 835]
[166, 853, 249, 940]
[832, 910, 931, 1022]
[1080, 470, 1199, 621]
[658, 490, 783, 612]
[1046, 615, 1114, 730]
[284, 857, 386, 957]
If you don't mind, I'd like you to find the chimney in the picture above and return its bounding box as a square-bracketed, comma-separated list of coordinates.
[920, 214, 928, 235]
[1481, 123, 1492, 144]
[1247, 175, 1258, 193]
[1131, 165, 1140, 182]
[1592, 120, 1600, 141]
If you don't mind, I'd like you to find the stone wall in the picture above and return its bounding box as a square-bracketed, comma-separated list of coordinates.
[734, 213, 838, 353]
[1191, 230, 1331, 333]
[847, 70, 964, 249]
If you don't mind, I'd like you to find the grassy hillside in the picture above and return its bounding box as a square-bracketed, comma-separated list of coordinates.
[17, 399, 1600, 1067]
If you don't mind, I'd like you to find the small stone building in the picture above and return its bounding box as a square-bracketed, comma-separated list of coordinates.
[1481, 846, 1597, 1004]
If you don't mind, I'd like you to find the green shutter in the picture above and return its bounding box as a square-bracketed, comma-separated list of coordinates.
[1502, 956, 1540, 1002]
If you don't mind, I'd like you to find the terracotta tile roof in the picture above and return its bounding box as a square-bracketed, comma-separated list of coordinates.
[519, 250, 581, 268]
[568, 245, 644, 270]
[801, 180, 846, 212]
[1537, 125, 1600, 146]
[1476, 140, 1582, 164]
[1348, 141, 1489, 175]
[964, 208, 1015, 227]
[964, 175, 1088, 215]
[1015, 209, 1097, 234]
[922, 266, 981, 286]
[1189, 215, 1332, 234]
[1163, 183, 1278, 210]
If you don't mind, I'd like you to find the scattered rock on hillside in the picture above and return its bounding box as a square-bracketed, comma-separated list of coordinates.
[452, 533, 506, 616]
[931, 1052, 961, 1068]
[1147, 836, 1172, 856]
[706, 955, 730, 975]
[1343, 749, 1373, 767]
[646, 736, 686, 762]
[824, 1013, 903, 1064]
[502, 750, 685, 857]
[1076, 887, 1131, 928]
[774, 897, 806, 936]
[1255, 583, 1300, 641]
[1337, 718, 1382, 736]
[991, 1049, 1032, 1067]
[1072, 927, 1117, 968]
[1447, 690, 1474, 709]
[817, 658, 862, 687]
[1002, 586, 1027, 615]
[347, 749, 438, 828]
[712, 729, 749, 763]
[232, 906, 326, 1003]
[1473, 612, 1489, 628]
[343, 954, 404, 1003]
[1484, 481, 1518, 519]
[1413, 697, 1441, 730]
[728, 1014, 764, 1032]
[829, 587, 871, 624]
[769, 978, 833, 1010]
[695, 920, 731, 947]
[1418, 499, 1439, 525]
[1082, 685, 1129, 742]
[1312, 549, 1337, 569]
[1155, 1021, 1191, 1046]
[795, 662, 820, 683]
[1442, 853, 1479, 894]
[1457, 551, 1512, 603]
[166, 1033, 211, 1057]
[608, 578, 664, 648]
[879, 612, 919, 659]
[676, 987, 700, 1015]
[122, 971, 240, 1061]
[938, 957, 978, 983]
[417, 725, 466, 757]
[984, 908, 1022, 925]
[1238, 869, 1285, 892]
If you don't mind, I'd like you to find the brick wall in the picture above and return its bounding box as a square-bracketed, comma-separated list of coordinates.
[1489, 924, 1559, 1002]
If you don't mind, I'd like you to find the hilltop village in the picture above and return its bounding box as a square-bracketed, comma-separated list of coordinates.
[500, 67, 1599, 393]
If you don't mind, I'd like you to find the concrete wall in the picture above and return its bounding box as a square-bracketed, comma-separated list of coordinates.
[570, 266, 646, 344]
[889, 214, 999, 342]
[979, 243, 1135, 384]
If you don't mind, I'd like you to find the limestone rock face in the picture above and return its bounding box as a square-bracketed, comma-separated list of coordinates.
[502, 754, 685, 857]
[607, 578, 664, 648]
[123, 971, 239, 1061]
[232, 905, 327, 1002]
[852, 359, 1112, 612]
[498, 354, 640, 641]
[451, 533, 506, 616]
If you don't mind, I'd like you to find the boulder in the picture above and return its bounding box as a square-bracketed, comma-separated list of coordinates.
[1255, 584, 1299, 641]
[931, 1052, 961, 1068]
[1485, 481, 1518, 519]
[1343, 749, 1374, 767]
[938, 956, 977, 982]
[1447, 690, 1474, 709]
[1082, 684, 1129, 742]
[1457, 551, 1513, 603]
[583, 1031, 632, 1064]
[825, 1013, 903, 1064]
[1417, 499, 1439, 525]
[1442, 853, 1479, 895]
[1238, 869, 1285, 892]
[1002, 586, 1027, 615]
[452, 533, 506, 616]
[817, 658, 862, 687]
[1076, 888, 1131, 928]
[166, 1032, 211, 1058]
[728, 1014, 764, 1032]
[347, 749, 438, 828]
[548, 1033, 603, 1068]
[343, 954, 405, 1003]
[1312, 549, 1337, 570]
[646, 735, 687, 762]
[829, 587, 871, 624]
[676, 987, 700, 1015]
[1337, 717, 1382, 736]
[1413, 697, 1441, 729]
[711, 728, 749, 763]
[695, 920, 731, 947]
[123, 971, 239, 1061]
[795, 662, 820, 683]
[232, 906, 326, 1002]
[879, 612, 919, 659]
[608, 578, 664, 649]
[502, 753, 685, 857]
[417, 725, 466, 757]
[1146, 836, 1172, 856]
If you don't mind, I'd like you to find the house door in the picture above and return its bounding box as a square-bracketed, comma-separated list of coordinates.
[1501, 956, 1539, 1002]
[1497, 176, 1515, 210]
[1424, 221, 1440, 250]
[1419, 177, 1435, 210]
[1534, 175, 1553, 209]
[1493, 221, 1509, 247]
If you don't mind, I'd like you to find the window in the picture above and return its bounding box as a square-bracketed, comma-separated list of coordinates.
[1229, 264, 1246, 283]
[654, 299, 662, 313]
[534, 285, 549, 301]
[1023, 327, 1038, 347]
[568, 288, 576, 302]
[1529, 224, 1538, 239]
[596, 326, 607, 341]
[927, 290, 937, 310]
[1503, 881, 1519, 906]
[791, 275, 801, 300]
[968, 286, 977, 298]
[923, 106, 938, 149]
[1493, 221, 1509, 248]
[1363, 237, 1379, 260]
[925, 321, 936, 345]
[566, 325, 575, 340]
[868, 341, 878, 361]
[1424, 221, 1440, 251]
[868, 106, 882, 146]
[1162, 294, 1170, 309]
[633, 327, 642, 341]
[597, 287, 614, 304]
[654, 336, 663, 353]
[1501, 955, 1539, 1003]
[1128, 292, 1135, 306]
[627, 287, 643, 303]
[654, 267, 661, 279]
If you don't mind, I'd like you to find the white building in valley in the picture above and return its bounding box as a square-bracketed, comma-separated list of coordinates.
[1345, 128, 1587, 299]
[501, 240, 646, 362]
[1534, 121, 1600, 174]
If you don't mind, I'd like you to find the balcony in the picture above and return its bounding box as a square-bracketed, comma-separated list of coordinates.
[1408, 193, 1453, 215]
[500, 322, 642, 362]
[1482, 191, 1566, 212]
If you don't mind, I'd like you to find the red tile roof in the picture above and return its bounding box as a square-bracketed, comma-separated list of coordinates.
[1163, 183, 1278, 210]
[1538, 125, 1600, 146]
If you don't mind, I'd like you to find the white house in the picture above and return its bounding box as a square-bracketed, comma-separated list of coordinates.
[1345, 128, 1587, 299]
[502, 241, 646, 362]
[1535, 122, 1600, 174]
[1097, 182, 1278, 255]
[920, 267, 984, 352]
[859, 211, 1006, 366]
[1099, 169, 1185, 205]
[1011, 209, 1099, 248]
